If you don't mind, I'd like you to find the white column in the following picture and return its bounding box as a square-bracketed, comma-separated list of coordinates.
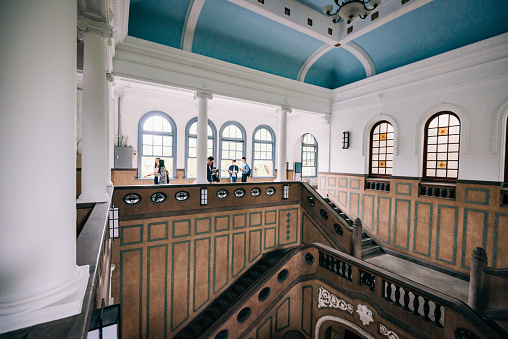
[77, 18, 113, 203]
[194, 91, 213, 184]
[106, 73, 115, 187]
[275, 105, 291, 182]
[0, 1, 88, 333]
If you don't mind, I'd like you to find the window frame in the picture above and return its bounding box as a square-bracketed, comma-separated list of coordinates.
[422, 111, 461, 182]
[137, 111, 177, 180]
[251, 125, 276, 178]
[184, 117, 217, 179]
[219, 121, 247, 178]
[369, 120, 394, 178]
[301, 133, 318, 178]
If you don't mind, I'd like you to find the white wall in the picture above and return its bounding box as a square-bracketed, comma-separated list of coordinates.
[329, 33, 508, 182]
[112, 80, 330, 177]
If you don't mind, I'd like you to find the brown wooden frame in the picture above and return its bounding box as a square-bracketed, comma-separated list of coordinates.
[369, 120, 393, 178]
[422, 111, 460, 182]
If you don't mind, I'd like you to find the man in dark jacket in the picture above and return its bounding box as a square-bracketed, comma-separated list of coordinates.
[228, 159, 239, 183]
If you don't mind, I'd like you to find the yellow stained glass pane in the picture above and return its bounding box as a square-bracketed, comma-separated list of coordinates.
[379, 133, 387, 140]
[437, 161, 447, 169]
[379, 161, 386, 168]
[438, 127, 449, 135]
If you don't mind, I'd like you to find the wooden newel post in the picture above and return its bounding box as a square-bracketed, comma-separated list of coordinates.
[468, 247, 488, 313]
[353, 218, 363, 259]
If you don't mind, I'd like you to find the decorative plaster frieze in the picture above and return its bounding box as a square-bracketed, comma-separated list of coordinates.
[356, 304, 374, 326]
[78, 16, 114, 39]
[194, 91, 213, 100]
[317, 286, 353, 314]
[491, 99, 508, 154]
[362, 113, 399, 157]
[413, 102, 470, 156]
[379, 323, 399, 339]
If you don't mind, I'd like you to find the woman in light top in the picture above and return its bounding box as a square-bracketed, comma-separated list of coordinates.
[144, 157, 160, 184]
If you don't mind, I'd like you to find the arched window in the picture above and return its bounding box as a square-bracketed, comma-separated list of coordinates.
[252, 125, 275, 177]
[301, 133, 318, 177]
[370, 121, 394, 177]
[138, 111, 176, 179]
[219, 122, 246, 177]
[423, 112, 460, 180]
[185, 118, 217, 178]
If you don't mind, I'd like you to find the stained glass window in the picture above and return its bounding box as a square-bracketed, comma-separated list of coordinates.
[424, 112, 460, 180]
[302, 133, 317, 177]
[370, 121, 394, 177]
[253, 126, 275, 177]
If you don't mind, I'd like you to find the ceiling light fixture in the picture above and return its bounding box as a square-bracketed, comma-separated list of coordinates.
[323, 0, 382, 24]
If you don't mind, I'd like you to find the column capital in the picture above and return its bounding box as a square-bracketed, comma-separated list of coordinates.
[193, 91, 213, 100]
[277, 105, 292, 114]
[77, 16, 114, 39]
[106, 72, 115, 83]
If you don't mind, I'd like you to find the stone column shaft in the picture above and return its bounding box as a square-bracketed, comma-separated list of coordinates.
[0, 1, 88, 333]
[468, 247, 488, 313]
[194, 91, 213, 184]
[275, 105, 291, 182]
[77, 17, 113, 203]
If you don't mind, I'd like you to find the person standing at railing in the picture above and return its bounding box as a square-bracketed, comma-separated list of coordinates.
[157, 159, 169, 184]
[207, 156, 217, 183]
[228, 159, 239, 183]
[143, 157, 160, 184]
[240, 156, 250, 182]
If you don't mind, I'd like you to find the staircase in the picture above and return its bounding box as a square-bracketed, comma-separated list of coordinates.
[173, 247, 295, 339]
[323, 197, 381, 258]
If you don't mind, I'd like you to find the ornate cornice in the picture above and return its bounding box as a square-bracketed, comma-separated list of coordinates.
[193, 91, 213, 100]
[77, 16, 114, 39]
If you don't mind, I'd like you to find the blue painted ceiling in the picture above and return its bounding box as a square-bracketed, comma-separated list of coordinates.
[128, 0, 508, 90]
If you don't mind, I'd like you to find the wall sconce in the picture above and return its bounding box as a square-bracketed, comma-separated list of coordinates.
[342, 131, 350, 149]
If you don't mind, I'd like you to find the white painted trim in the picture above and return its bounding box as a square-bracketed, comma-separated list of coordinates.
[298, 44, 335, 81]
[414, 103, 470, 178]
[337, 0, 434, 44]
[113, 36, 332, 113]
[332, 33, 508, 111]
[181, 0, 206, 52]
[342, 41, 375, 77]
[362, 113, 399, 174]
[315, 315, 375, 339]
[227, 0, 339, 45]
[492, 98, 508, 181]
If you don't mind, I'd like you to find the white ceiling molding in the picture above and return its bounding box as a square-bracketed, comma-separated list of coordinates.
[331, 32, 508, 112]
[113, 36, 332, 114]
[114, 0, 130, 46]
[227, 0, 339, 45]
[298, 44, 335, 82]
[181, 0, 206, 52]
[342, 41, 375, 77]
[337, 0, 434, 45]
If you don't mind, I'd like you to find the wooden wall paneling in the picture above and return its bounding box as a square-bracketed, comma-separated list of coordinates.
[170, 240, 190, 331]
[147, 244, 168, 338]
[362, 194, 375, 232]
[461, 209, 488, 269]
[232, 232, 247, 278]
[413, 202, 433, 257]
[493, 213, 508, 268]
[376, 196, 392, 245]
[278, 208, 299, 246]
[301, 285, 314, 337]
[193, 237, 211, 312]
[120, 248, 143, 338]
[435, 205, 459, 265]
[213, 235, 230, 294]
[394, 199, 411, 250]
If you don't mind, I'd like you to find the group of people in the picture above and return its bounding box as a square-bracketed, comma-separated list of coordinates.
[207, 156, 250, 183]
[144, 157, 169, 184]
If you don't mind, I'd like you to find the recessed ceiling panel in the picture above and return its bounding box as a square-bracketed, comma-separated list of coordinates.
[193, 0, 326, 80]
[353, 0, 508, 75]
[128, 0, 192, 49]
[305, 47, 366, 89]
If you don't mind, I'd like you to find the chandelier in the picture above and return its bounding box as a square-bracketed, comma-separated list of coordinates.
[322, 0, 382, 24]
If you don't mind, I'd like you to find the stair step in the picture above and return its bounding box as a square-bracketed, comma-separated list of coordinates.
[362, 237, 372, 246]
[362, 244, 381, 256]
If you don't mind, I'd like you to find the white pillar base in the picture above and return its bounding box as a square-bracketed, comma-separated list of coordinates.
[0, 265, 89, 334]
[77, 192, 109, 203]
[106, 181, 114, 187]
[274, 177, 287, 182]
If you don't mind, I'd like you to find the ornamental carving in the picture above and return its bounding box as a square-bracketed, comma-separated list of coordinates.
[193, 91, 213, 100]
[356, 304, 374, 326]
[317, 286, 353, 314]
[380, 323, 399, 339]
[77, 16, 114, 38]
